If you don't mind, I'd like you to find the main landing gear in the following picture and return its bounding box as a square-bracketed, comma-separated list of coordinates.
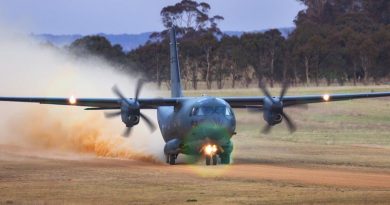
[166, 154, 177, 165]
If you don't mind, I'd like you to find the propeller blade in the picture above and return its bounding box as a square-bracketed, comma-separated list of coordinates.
[104, 111, 121, 118]
[281, 112, 297, 133]
[112, 85, 132, 105]
[259, 81, 275, 103]
[135, 79, 144, 101]
[279, 81, 289, 100]
[123, 127, 132, 137]
[261, 124, 272, 134]
[140, 112, 156, 132]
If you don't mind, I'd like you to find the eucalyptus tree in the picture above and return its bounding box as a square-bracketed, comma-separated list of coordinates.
[264, 29, 285, 87]
[240, 32, 269, 88]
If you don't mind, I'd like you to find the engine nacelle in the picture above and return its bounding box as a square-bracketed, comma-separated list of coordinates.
[124, 115, 140, 127]
[120, 103, 140, 127]
[263, 112, 283, 126]
[263, 97, 283, 126]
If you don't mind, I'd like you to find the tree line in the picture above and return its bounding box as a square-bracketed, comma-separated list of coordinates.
[67, 0, 390, 89]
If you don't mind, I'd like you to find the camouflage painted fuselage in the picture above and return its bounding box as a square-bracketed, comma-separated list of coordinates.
[157, 96, 235, 157]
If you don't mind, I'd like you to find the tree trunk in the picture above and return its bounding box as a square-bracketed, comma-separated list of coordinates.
[282, 60, 288, 84]
[352, 61, 357, 86]
[182, 57, 187, 90]
[315, 61, 319, 87]
[360, 55, 369, 85]
[192, 61, 198, 90]
[205, 50, 212, 89]
[217, 74, 223, 89]
[217, 70, 222, 89]
[231, 64, 236, 88]
[304, 56, 310, 86]
[156, 57, 161, 88]
[269, 50, 275, 88]
[293, 66, 298, 86]
[257, 72, 263, 88]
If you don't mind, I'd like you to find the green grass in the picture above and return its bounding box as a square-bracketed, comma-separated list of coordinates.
[182, 85, 390, 97]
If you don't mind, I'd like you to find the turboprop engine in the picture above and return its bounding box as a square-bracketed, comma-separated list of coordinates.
[105, 80, 156, 137]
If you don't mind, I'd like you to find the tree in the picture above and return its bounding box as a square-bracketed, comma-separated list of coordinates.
[372, 26, 390, 83]
[70, 0, 390, 88]
[358, 36, 378, 84]
[241, 33, 268, 87]
[69, 35, 127, 68]
[160, 0, 223, 33]
[180, 30, 203, 89]
[198, 31, 218, 89]
[127, 41, 169, 87]
[264, 29, 285, 87]
[289, 22, 323, 86]
[218, 35, 245, 88]
[364, 0, 390, 25]
[338, 27, 361, 85]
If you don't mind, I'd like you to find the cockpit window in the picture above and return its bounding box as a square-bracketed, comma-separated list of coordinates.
[215, 106, 226, 115]
[225, 107, 233, 116]
[191, 106, 232, 116]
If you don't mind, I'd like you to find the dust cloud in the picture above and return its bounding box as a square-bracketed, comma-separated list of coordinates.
[0, 22, 165, 162]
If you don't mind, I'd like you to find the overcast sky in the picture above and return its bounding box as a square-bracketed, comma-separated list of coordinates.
[0, 0, 306, 35]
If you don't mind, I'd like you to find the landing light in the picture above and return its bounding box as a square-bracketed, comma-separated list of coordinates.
[322, 94, 330, 101]
[204, 144, 218, 156]
[69, 96, 77, 104]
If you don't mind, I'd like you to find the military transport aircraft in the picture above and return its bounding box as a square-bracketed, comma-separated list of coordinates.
[0, 27, 389, 165]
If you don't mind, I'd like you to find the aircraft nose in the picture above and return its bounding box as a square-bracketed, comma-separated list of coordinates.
[191, 114, 235, 135]
[204, 115, 229, 127]
[209, 116, 234, 132]
[211, 116, 223, 126]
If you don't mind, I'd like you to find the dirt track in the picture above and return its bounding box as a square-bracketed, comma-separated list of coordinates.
[2, 145, 390, 188]
[1, 144, 390, 204]
[171, 164, 390, 188]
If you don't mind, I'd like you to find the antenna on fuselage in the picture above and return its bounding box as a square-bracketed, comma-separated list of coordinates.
[170, 26, 183, 98]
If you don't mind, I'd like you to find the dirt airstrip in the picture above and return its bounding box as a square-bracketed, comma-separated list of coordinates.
[1, 144, 390, 204]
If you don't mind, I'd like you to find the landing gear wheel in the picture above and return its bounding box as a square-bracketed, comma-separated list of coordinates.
[165, 155, 169, 164]
[168, 154, 176, 165]
[212, 155, 218, 165]
[205, 156, 211, 166]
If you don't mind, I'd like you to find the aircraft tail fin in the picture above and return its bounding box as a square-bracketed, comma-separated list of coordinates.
[169, 27, 183, 98]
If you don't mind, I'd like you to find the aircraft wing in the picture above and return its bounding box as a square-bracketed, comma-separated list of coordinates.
[223, 92, 390, 108]
[0, 92, 389, 110]
[0, 97, 180, 109]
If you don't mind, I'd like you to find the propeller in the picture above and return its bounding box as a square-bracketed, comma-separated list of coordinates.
[105, 111, 121, 118]
[105, 79, 156, 137]
[252, 81, 297, 134]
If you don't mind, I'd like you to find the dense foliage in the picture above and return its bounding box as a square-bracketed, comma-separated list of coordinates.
[68, 0, 390, 88]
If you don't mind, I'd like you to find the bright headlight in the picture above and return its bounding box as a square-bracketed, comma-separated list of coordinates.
[204, 144, 218, 156]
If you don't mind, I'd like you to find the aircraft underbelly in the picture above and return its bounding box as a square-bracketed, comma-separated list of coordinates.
[157, 106, 175, 142]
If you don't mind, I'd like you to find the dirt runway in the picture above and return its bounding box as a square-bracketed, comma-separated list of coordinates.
[2, 144, 390, 187]
[185, 164, 390, 188]
[1, 144, 390, 204]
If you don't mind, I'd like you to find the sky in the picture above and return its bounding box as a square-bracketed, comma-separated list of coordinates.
[0, 0, 306, 35]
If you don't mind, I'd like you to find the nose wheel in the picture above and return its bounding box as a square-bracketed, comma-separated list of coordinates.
[205, 155, 218, 166]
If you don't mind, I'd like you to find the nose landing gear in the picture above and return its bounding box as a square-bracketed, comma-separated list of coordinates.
[205, 155, 218, 165]
[202, 144, 219, 166]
